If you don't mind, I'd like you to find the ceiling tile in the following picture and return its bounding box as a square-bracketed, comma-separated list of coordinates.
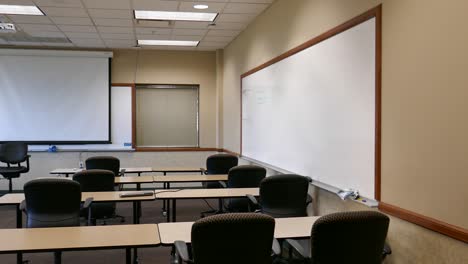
[0, 38, 8, 44]
[178, 2, 226, 13]
[88, 9, 132, 19]
[197, 46, 218, 51]
[50, 16, 93, 25]
[206, 29, 240, 37]
[8, 41, 43, 46]
[203, 35, 233, 42]
[27, 31, 66, 38]
[82, 0, 130, 10]
[215, 13, 256, 23]
[0, 0, 35, 5]
[93, 18, 133, 27]
[136, 34, 171, 40]
[230, 0, 273, 3]
[72, 39, 106, 47]
[7, 15, 52, 24]
[132, 0, 179, 11]
[223, 3, 269, 14]
[97, 26, 133, 34]
[171, 35, 201, 41]
[199, 41, 227, 47]
[211, 22, 246, 30]
[135, 27, 171, 35]
[35, 0, 83, 8]
[0, 15, 11, 22]
[43, 42, 74, 47]
[19, 24, 61, 32]
[100, 33, 135, 40]
[172, 28, 207, 36]
[65, 32, 100, 38]
[173, 21, 210, 29]
[58, 25, 97, 33]
[104, 39, 136, 47]
[41, 7, 88, 17]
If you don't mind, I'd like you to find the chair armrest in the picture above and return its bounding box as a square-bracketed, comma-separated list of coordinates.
[82, 197, 93, 209]
[246, 194, 259, 212]
[174, 240, 193, 263]
[272, 238, 281, 256]
[285, 239, 310, 258]
[82, 197, 93, 226]
[219, 181, 227, 188]
[383, 243, 392, 258]
[306, 194, 313, 205]
[19, 200, 26, 212]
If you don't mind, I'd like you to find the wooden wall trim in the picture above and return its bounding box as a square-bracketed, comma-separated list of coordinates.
[135, 147, 220, 152]
[379, 202, 468, 243]
[218, 148, 241, 156]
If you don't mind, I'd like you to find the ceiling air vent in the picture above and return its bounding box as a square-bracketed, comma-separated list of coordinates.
[0, 23, 16, 33]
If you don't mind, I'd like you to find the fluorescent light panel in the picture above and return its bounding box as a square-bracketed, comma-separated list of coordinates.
[0, 5, 44, 16]
[138, 40, 199, 47]
[134, 10, 217, 22]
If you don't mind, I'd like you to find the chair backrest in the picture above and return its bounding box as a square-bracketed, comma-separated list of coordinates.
[191, 213, 275, 264]
[205, 154, 238, 174]
[85, 156, 120, 176]
[226, 165, 266, 212]
[24, 178, 81, 228]
[0, 142, 28, 163]
[73, 169, 115, 192]
[259, 174, 310, 218]
[310, 211, 390, 264]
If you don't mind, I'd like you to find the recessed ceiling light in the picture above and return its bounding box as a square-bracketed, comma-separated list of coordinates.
[0, 5, 44, 16]
[134, 10, 217, 22]
[138, 40, 200, 47]
[193, 4, 209, 10]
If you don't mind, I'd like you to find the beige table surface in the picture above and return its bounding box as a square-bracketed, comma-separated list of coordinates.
[0, 224, 160, 253]
[155, 188, 259, 199]
[116, 176, 155, 184]
[151, 167, 205, 173]
[153, 174, 228, 183]
[0, 191, 156, 205]
[158, 216, 319, 244]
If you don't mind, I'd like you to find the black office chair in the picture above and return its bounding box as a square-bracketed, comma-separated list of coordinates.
[21, 178, 92, 264]
[85, 156, 121, 177]
[247, 174, 312, 218]
[285, 211, 391, 264]
[175, 213, 281, 264]
[201, 153, 238, 217]
[0, 142, 30, 193]
[73, 169, 124, 224]
[222, 165, 266, 212]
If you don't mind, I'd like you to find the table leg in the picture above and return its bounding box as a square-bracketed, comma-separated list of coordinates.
[166, 199, 170, 222]
[16, 253, 22, 264]
[172, 199, 177, 222]
[162, 172, 167, 214]
[126, 248, 131, 264]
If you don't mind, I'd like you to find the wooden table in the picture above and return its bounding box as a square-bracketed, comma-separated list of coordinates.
[116, 176, 155, 190]
[0, 224, 160, 264]
[155, 188, 259, 222]
[153, 174, 227, 183]
[50, 167, 153, 177]
[0, 191, 156, 228]
[158, 216, 319, 245]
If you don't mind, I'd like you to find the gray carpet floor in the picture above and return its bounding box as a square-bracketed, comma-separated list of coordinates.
[0, 192, 218, 264]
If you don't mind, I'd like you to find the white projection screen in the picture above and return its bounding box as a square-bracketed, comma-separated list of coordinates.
[241, 17, 379, 198]
[0, 49, 112, 144]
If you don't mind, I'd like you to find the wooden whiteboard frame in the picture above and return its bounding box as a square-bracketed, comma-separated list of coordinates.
[240, 5, 382, 200]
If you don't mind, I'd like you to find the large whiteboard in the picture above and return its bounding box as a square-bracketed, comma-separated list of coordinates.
[242, 18, 376, 198]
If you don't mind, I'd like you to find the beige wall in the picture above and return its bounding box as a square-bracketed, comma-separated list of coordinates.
[221, 0, 468, 261]
[112, 49, 218, 148]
